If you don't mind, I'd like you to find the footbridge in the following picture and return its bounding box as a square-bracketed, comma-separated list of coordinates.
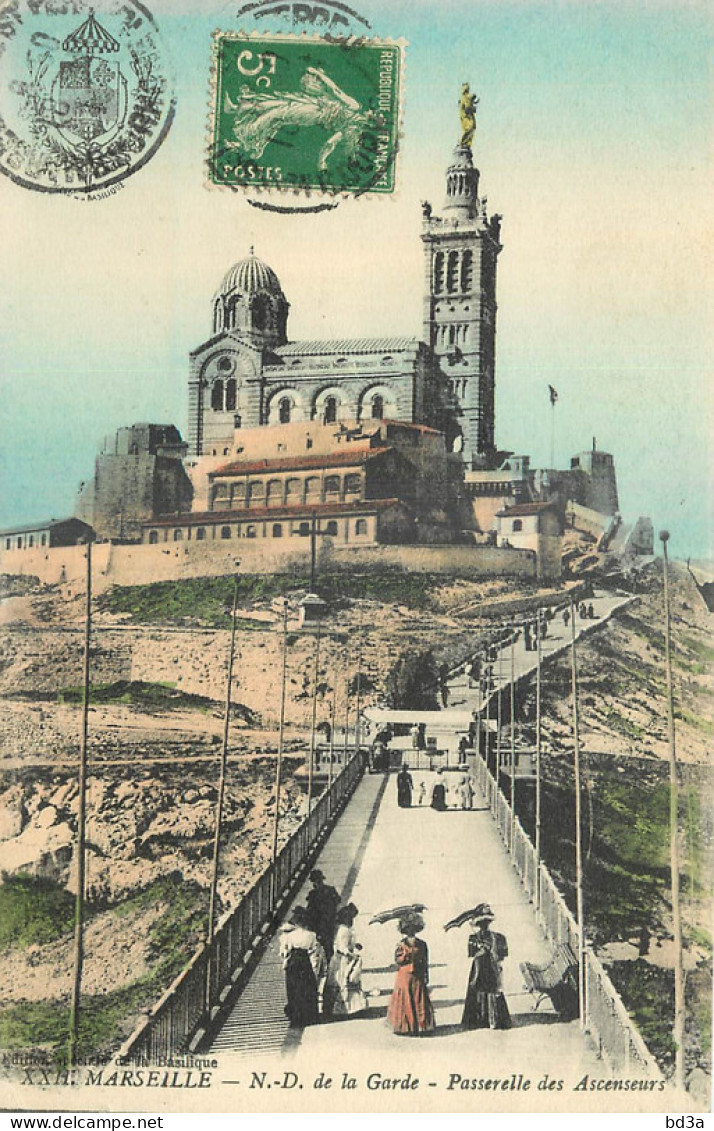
[121, 590, 659, 1080]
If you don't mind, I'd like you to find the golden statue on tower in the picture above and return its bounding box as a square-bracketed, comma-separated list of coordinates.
[459, 82, 479, 149]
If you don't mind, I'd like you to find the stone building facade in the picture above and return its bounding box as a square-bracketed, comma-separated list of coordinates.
[76, 424, 193, 542]
[144, 418, 457, 547]
[496, 501, 563, 580]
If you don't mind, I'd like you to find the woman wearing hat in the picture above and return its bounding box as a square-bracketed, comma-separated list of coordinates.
[279, 905, 326, 1027]
[324, 903, 366, 1019]
[386, 911, 436, 1036]
[461, 904, 511, 1029]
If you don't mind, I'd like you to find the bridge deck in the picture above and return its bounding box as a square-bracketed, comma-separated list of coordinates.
[208, 770, 602, 1078]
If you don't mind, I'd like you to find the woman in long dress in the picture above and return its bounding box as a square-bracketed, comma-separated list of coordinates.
[461, 906, 511, 1030]
[430, 768, 447, 811]
[325, 903, 366, 1018]
[396, 765, 413, 808]
[387, 912, 436, 1035]
[279, 905, 326, 1027]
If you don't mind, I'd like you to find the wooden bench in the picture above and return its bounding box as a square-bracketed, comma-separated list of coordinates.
[520, 943, 579, 1019]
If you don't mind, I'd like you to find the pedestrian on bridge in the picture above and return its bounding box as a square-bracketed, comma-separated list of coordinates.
[324, 903, 366, 1019]
[445, 903, 512, 1031]
[306, 869, 340, 961]
[279, 906, 326, 1029]
[396, 764, 414, 808]
[386, 911, 436, 1036]
[429, 768, 447, 811]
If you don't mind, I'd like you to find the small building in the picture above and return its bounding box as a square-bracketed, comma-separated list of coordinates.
[299, 593, 328, 627]
[0, 517, 94, 552]
[496, 501, 562, 580]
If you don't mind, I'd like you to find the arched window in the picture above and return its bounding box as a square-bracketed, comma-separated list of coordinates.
[252, 294, 270, 331]
[279, 397, 291, 424]
[323, 396, 337, 424]
[272, 523, 283, 538]
[5, 538, 10, 550]
[446, 250, 459, 293]
[298, 521, 311, 536]
[325, 520, 338, 536]
[245, 525, 257, 539]
[512, 519, 523, 533]
[16, 537, 21, 549]
[40, 534, 47, 546]
[355, 519, 368, 536]
[285, 477, 300, 503]
[248, 481, 265, 506]
[211, 380, 224, 411]
[461, 249, 473, 291]
[196, 527, 206, 541]
[266, 479, 282, 507]
[220, 526, 232, 540]
[305, 476, 320, 500]
[28, 535, 34, 547]
[344, 474, 361, 495]
[433, 251, 445, 294]
[214, 298, 224, 333]
[148, 530, 159, 544]
[225, 379, 237, 412]
[173, 529, 183, 541]
[324, 475, 340, 497]
[371, 395, 384, 420]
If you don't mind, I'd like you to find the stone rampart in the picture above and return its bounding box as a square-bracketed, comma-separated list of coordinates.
[0, 539, 535, 593]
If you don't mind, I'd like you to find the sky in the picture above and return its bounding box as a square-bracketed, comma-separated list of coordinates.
[1, 0, 712, 558]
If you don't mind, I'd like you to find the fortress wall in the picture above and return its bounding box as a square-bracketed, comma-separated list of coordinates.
[0, 539, 536, 593]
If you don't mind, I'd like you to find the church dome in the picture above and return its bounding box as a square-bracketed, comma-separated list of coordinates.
[217, 249, 284, 298]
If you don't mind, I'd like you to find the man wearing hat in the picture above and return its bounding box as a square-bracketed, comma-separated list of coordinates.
[461, 903, 511, 1030]
[305, 869, 340, 959]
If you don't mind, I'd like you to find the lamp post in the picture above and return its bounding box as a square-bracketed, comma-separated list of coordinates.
[68, 538, 92, 1071]
[509, 622, 516, 855]
[660, 530, 685, 1090]
[569, 596, 586, 1029]
[206, 571, 239, 1009]
[307, 620, 322, 816]
[270, 597, 289, 909]
[535, 606, 543, 910]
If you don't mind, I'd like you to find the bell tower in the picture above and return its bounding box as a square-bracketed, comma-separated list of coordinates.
[421, 85, 502, 468]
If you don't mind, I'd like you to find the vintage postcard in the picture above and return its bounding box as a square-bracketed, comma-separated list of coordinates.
[0, 0, 712, 1119]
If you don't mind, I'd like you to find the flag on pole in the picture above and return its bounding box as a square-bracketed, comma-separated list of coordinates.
[548, 385, 558, 406]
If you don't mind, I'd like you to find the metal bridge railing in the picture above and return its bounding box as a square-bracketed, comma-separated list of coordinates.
[473, 753, 660, 1078]
[120, 749, 367, 1062]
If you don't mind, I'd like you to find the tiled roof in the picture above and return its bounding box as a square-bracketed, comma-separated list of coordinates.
[0, 517, 90, 536]
[496, 502, 557, 517]
[145, 498, 404, 527]
[273, 337, 419, 357]
[211, 445, 394, 478]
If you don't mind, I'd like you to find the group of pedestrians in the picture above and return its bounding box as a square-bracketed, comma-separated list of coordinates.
[389, 902, 511, 1036]
[396, 765, 475, 811]
[279, 870, 366, 1028]
[281, 895, 512, 1037]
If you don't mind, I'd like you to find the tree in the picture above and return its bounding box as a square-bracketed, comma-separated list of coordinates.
[385, 650, 440, 711]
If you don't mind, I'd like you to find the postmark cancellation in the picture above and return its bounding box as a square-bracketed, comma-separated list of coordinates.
[0, 0, 175, 194]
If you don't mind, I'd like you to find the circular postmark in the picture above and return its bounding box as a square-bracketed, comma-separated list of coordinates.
[0, 0, 175, 194]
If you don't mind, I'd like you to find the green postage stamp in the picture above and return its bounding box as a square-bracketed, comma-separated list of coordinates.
[209, 32, 403, 196]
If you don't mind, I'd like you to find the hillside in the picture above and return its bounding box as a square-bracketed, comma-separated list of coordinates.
[0, 561, 710, 1091]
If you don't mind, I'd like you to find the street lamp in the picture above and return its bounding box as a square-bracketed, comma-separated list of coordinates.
[660, 530, 685, 1090]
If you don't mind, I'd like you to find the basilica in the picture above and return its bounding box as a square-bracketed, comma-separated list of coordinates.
[187, 136, 501, 471]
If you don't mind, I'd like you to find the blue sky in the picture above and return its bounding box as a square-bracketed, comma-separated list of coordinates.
[1, 0, 712, 557]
